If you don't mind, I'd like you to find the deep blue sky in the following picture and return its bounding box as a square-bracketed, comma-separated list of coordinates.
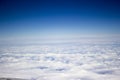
[0, 0, 120, 40]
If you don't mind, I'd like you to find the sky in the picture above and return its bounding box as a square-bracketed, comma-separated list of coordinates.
[0, 0, 120, 40]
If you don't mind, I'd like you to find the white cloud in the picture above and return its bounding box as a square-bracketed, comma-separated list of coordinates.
[0, 38, 120, 80]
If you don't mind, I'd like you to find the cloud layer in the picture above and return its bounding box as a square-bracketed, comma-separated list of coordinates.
[0, 39, 120, 80]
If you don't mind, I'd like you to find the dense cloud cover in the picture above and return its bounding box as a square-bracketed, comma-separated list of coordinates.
[0, 39, 120, 80]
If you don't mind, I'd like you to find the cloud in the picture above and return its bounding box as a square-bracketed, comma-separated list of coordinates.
[0, 39, 120, 80]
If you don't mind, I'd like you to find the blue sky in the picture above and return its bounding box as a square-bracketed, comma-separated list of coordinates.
[0, 0, 120, 40]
